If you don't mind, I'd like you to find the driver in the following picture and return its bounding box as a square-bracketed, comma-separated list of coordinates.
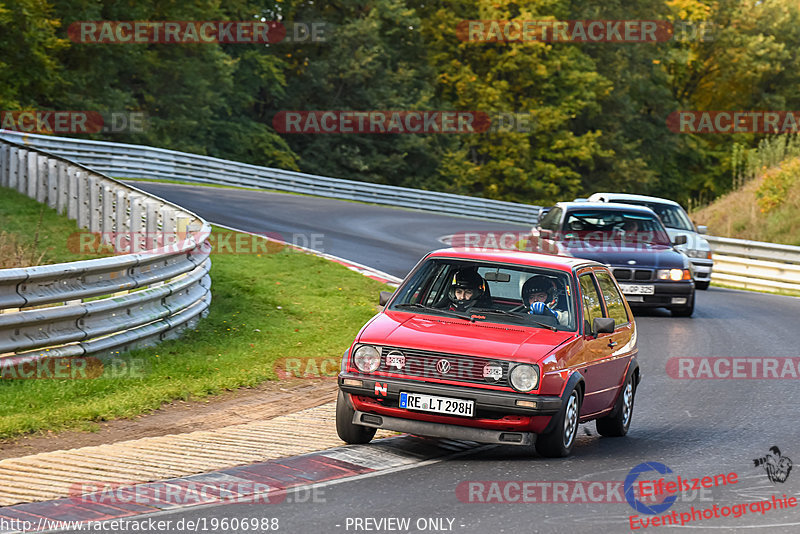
[446, 269, 488, 312]
[521, 275, 562, 322]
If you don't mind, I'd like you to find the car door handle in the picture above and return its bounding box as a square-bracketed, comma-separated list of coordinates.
[608, 340, 618, 348]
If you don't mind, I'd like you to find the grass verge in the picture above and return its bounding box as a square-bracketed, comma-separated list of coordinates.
[0, 225, 390, 439]
[0, 186, 106, 267]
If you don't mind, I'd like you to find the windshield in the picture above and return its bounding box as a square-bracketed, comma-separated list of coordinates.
[389, 259, 577, 331]
[562, 210, 672, 246]
[611, 200, 695, 231]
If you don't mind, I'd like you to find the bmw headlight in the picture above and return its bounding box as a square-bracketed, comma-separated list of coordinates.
[353, 345, 381, 373]
[509, 364, 540, 392]
[656, 268, 691, 281]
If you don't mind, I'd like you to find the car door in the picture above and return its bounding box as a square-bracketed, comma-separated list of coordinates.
[575, 268, 633, 416]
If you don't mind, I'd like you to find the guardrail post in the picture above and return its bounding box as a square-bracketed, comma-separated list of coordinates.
[56, 161, 69, 215]
[102, 185, 115, 243]
[66, 165, 79, 220]
[27, 150, 38, 199]
[76, 170, 90, 229]
[145, 201, 160, 249]
[87, 175, 101, 233]
[46, 159, 58, 209]
[16, 148, 27, 194]
[129, 194, 145, 252]
[7, 146, 17, 190]
[0, 143, 8, 187]
[36, 155, 48, 203]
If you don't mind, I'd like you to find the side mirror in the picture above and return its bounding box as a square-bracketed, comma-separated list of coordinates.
[672, 235, 688, 246]
[379, 291, 394, 306]
[696, 225, 707, 235]
[593, 317, 615, 334]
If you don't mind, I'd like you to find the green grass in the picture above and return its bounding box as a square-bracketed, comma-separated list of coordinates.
[0, 186, 107, 267]
[0, 229, 389, 439]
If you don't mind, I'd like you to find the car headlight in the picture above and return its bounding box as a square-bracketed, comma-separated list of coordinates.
[353, 345, 381, 373]
[687, 249, 712, 259]
[656, 268, 691, 281]
[509, 364, 539, 392]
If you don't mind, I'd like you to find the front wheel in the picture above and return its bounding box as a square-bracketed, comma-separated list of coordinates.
[535, 388, 581, 458]
[596, 373, 635, 437]
[335, 390, 376, 444]
[695, 280, 710, 290]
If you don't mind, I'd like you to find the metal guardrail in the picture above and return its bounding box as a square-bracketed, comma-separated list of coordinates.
[0, 136, 212, 361]
[4, 132, 799, 295]
[0, 131, 540, 225]
[706, 236, 800, 293]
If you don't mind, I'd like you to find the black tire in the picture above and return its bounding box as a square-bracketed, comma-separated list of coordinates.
[335, 390, 377, 444]
[535, 388, 581, 458]
[596, 373, 636, 437]
[671, 292, 695, 317]
[695, 281, 710, 290]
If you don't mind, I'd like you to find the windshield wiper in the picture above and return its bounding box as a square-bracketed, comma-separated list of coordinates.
[474, 308, 559, 331]
[394, 303, 473, 321]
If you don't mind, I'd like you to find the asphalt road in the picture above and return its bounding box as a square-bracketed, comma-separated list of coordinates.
[111, 183, 800, 534]
[128, 181, 532, 279]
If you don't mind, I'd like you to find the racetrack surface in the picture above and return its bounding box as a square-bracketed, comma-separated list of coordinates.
[115, 182, 800, 533]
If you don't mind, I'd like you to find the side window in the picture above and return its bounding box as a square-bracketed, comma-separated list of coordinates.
[579, 274, 603, 333]
[594, 271, 629, 326]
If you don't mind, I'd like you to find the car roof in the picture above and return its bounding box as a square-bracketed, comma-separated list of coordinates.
[587, 192, 682, 207]
[555, 201, 658, 215]
[428, 248, 599, 272]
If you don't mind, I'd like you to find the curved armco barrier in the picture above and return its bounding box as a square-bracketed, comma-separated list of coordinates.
[2, 131, 799, 294]
[0, 131, 539, 225]
[0, 136, 211, 362]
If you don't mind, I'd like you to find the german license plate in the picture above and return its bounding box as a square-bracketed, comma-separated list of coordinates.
[399, 392, 474, 417]
[619, 284, 655, 295]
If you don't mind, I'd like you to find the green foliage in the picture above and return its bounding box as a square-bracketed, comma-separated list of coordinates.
[2, 0, 800, 205]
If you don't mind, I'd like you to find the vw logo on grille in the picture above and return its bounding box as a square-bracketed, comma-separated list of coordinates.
[436, 359, 452, 374]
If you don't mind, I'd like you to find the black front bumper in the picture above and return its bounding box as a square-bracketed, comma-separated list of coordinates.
[620, 280, 694, 307]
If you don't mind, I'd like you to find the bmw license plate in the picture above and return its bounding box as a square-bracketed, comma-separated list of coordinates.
[619, 284, 655, 295]
[399, 392, 474, 417]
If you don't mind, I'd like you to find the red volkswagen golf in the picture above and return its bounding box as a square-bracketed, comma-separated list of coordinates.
[336, 249, 640, 457]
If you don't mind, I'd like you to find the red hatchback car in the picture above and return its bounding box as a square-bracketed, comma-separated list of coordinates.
[336, 249, 640, 457]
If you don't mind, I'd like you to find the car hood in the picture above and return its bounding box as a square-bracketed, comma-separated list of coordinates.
[357, 311, 574, 363]
[561, 241, 688, 269]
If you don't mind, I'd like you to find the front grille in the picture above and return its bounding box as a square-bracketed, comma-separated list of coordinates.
[378, 346, 509, 386]
[613, 269, 631, 280]
[613, 268, 653, 281]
